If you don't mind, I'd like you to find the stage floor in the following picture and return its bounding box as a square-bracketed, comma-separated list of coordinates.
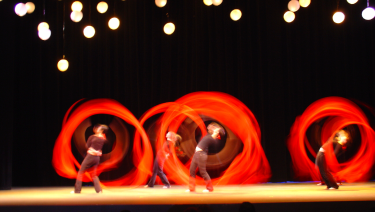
[1, 182, 375, 212]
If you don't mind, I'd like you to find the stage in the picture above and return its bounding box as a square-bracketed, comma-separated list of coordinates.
[1, 182, 375, 212]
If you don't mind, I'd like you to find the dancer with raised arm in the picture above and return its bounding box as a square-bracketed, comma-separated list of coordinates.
[315, 129, 350, 190]
[145, 131, 182, 188]
[73, 124, 108, 193]
[187, 122, 224, 192]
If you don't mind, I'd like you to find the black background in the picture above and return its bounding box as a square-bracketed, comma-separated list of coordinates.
[1, 0, 375, 188]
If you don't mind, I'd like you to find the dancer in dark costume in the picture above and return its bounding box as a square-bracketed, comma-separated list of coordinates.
[145, 131, 182, 188]
[315, 129, 349, 190]
[73, 124, 108, 193]
[186, 122, 225, 192]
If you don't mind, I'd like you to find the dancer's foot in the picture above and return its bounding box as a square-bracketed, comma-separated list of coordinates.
[327, 187, 338, 190]
[97, 191, 102, 193]
[317, 182, 325, 186]
[144, 185, 149, 188]
[202, 189, 212, 193]
[70, 191, 79, 194]
[163, 186, 170, 189]
[185, 189, 194, 192]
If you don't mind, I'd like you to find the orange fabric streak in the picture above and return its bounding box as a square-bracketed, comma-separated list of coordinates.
[52, 99, 152, 186]
[287, 97, 375, 182]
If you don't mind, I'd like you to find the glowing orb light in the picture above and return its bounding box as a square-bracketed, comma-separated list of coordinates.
[71, 1, 83, 12]
[70, 11, 83, 22]
[212, 0, 223, 6]
[362, 7, 375, 20]
[15, 3, 27, 17]
[57, 59, 69, 72]
[288, 0, 300, 12]
[163, 22, 175, 35]
[108, 17, 120, 30]
[230, 9, 242, 21]
[203, 0, 213, 6]
[347, 0, 358, 4]
[155, 0, 167, 7]
[38, 22, 49, 31]
[25, 2, 35, 14]
[299, 0, 311, 7]
[38, 28, 51, 40]
[97, 2, 108, 13]
[83, 26, 95, 38]
[284, 11, 295, 23]
[333, 11, 345, 23]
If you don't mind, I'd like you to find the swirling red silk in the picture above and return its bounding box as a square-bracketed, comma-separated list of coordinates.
[53, 92, 271, 186]
[287, 97, 375, 182]
[52, 99, 153, 186]
[147, 92, 271, 185]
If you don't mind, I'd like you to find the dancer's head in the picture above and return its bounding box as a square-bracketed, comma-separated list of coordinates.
[207, 122, 225, 137]
[94, 124, 109, 134]
[336, 129, 350, 146]
[166, 131, 182, 144]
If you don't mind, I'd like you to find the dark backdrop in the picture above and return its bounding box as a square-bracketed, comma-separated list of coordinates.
[1, 0, 375, 188]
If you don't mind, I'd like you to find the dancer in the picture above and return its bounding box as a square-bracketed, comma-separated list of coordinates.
[145, 131, 182, 188]
[187, 122, 225, 192]
[73, 124, 108, 193]
[315, 129, 349, 190]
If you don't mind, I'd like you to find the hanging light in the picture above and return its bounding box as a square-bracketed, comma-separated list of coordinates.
[71, 1, 83, 12]
[38, 22, 49, 31]
[299, 0, 311, 7]
[57, 58, 69, 72]
[83, 25, 95, 38]
[25, 2, 35, 14]
[212, 0, 223, 6]
[97, 2, 108, 13]
[203, 0, 213, 6]
[108, 17, 120, 30]
[333, 11, 345, 23]
[15, 3, 27, 17]
[155, 0, 167, 7]
[38, 28, 51, 40]
[288, 0, 300, 12]
[362, 7, 375, 20]
[284, 11, 295, 23]
[70, 11, 83, 22]
[347, 0, 358, 4]
[163, 22, 175, 35]
[230, 9, 242, 21]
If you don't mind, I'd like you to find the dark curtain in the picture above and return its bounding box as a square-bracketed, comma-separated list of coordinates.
[1, 0, 375, 187]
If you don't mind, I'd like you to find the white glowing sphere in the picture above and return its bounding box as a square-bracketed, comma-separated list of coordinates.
[299, 0, 311, 7]
[347, 0, 358, 4]
[15, 3, 27, 17]
[83, 26, 95, 38]
[38, 22, 49, 31]
[108, 17, 120, 30]
[362, 7, 375, 20]
[38, 28, 51, 40]
[288, 0, 300, 12]
[212, 0, 222, 6]
[71, 1, 83, 12]
[230, 9, 242, 21]
[97, 2, 108, 13]
[25, 2, 35, 14]
[203, 0, 213, 6]
[155, 0, 167, 7]
[57, 59, 69, 72]
[333, 12, 345, 23]
[70, 11, 83, 22]
[163, 22, 175, 35]
[284, 11, 295, 23]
